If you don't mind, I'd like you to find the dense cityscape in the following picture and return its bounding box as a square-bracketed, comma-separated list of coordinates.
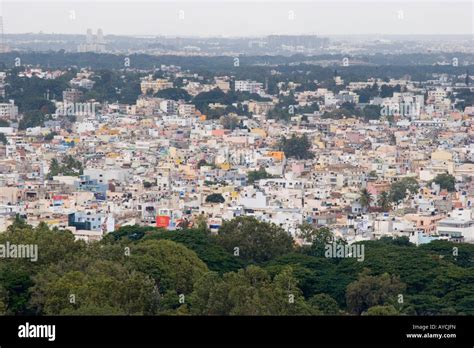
[0, 15, 473, 321]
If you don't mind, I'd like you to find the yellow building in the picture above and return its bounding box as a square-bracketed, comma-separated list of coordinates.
[140, 78, 173, 94]
[250, 128, 267, 137]
[431, 150, 452, 162]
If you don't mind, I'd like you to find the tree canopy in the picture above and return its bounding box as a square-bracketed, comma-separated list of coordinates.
[0, 218, 473, 316]
[279, 134, 314, 160]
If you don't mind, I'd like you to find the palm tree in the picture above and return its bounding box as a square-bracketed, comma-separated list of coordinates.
[377, 191, 391, 212]
[359, 188, 372, 212]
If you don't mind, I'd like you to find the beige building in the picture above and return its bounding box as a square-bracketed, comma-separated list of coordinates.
[140, 77, 173, 94]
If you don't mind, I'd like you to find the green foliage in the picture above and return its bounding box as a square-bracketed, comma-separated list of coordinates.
[364, 305, 399, 316]
[0, 133, 7, 145]
[362, 105, 382, 120]
[431, 173, 456, 192]
[247, 167, 272, 184]
[104, 225, 159, 242]
[143, 228, 244, 274]
[303, 226, 335, 256]
[359, 188, 372, 211]
[44, 131, 58, 141]
[1, 216, 473, 316]
[308, 293, 340, 315]
[216, 216, 294, 263]
[355, 84, 379, 103]
[48, 155, 83, 179]
[323, 104, 381, 121]
[219, 115, 240, 130]
[196, 159, 210, 169]
[205, 193, 225, 204]
[346, 273, 406, 315]
[0, 222, 85, 314]
[192, 88, 229, 113]
[127, 239, 208, 294]
[83, 70, 142, 104]
[380, 84, 401, 98]
[189, 266, 315, 315]
[19, 110, 47, 130]
[154, 88, 191, 101]
[279, 134, 314, 160]
[30, 259, 157, 315]
[0, 287, 7, 315]
[377, 191, 392, 212]
[389, 177, 419, 203]
[143, 180, 155, 188]
[6, 73, 67, 115]
[265, 252, 359, 304]
[267, 106, 291, 121]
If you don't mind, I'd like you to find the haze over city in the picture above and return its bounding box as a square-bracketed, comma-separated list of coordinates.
[0, 0, 473, 346]
[0, 1, 472, 36]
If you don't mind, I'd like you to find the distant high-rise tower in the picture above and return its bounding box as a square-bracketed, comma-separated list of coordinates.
[78, 29, 106, 53]
[97, 28, 104, 44]
[86, 28, 93, 44]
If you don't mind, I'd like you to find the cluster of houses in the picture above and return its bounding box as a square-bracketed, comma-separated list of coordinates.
[0, 64, 473, 246]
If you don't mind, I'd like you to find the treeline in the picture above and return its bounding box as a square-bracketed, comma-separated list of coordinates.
[1, 52, 472, 81]
[1, 216, 473, 316]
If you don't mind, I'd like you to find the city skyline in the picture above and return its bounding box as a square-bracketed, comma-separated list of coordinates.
[0, 1, 472, 37]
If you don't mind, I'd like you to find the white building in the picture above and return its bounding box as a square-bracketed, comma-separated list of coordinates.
[160, 100, 178, 115]
[178, 104, 196, 117]
[0, 100, 18, 120]
[436, 209, 474, 243]
[235, 80, 264, 95]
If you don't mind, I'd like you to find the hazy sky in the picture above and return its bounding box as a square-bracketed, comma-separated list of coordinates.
[0, 0, 472, 37]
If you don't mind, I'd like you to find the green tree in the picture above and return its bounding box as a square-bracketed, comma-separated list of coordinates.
[0, 287, 7, 314]
[128, 239, 208, 294]
[49, 158, 60, 178]
[389, 177, 419, 203]
[368, 170, 378, 180]
[432, 173, 456, 192]
[205, 193, 225, 204]
[377, 191, 391, 212]
[19, 110, 46, 130]
[308, 293, 340, 315]
[144, 228, 244, 274]
[361, 105, 382, 120]
[297, 223, 318, 244]
[104, 225, 159, 242]
[346, 273, 406, 315]
[306, 227, 335, 256]
[30, 259, 157, 315]
[0, 223, 85, 314]
[48, 155, 83, 178]
[44, 131, 57, 141]
[219, 115, 240, 130]
[154, 88, 191, 101]
[359, 188, 372, 212]
[364, 304, 399, 316]
[197, 159, 210, 169]
[216, 216, 294, 264]
[279, 134, 314, 160]
[247, 167, 272, 184]
[189, 266, 313, 315]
